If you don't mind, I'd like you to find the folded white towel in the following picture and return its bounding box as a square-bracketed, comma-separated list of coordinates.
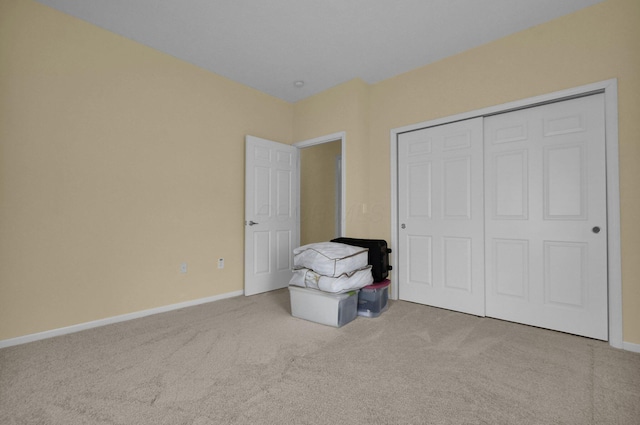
[289, 266, 373, 293]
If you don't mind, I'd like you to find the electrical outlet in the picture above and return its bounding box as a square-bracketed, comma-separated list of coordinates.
[180, 262, 188, 273]
[218, 258, 224, 269]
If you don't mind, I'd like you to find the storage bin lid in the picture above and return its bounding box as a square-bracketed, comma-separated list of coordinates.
[288, 285, 358, 299]
[361, 279, 390, 290]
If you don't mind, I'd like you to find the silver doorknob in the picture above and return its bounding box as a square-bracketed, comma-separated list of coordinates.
[401, 223, 406, 229]
[592, 226, 601, 234]
[247, 220, 259, 226]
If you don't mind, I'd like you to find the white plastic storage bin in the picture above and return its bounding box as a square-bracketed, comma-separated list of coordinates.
[357, 279, 390, 318]
[288, 286, 359, 327]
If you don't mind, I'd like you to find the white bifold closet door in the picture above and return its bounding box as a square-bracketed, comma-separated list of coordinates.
[484, 94, 608, 340]
[398, 94, 608, 340]
[398, 118, 485, 316]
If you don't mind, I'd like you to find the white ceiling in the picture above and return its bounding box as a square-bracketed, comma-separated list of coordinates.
[35, 0, 604, 103]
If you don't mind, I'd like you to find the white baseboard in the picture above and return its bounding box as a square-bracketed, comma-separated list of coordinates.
[4, 291, 640, 354]
[622, 341, 640, 354]
[0, 290, 244, 349]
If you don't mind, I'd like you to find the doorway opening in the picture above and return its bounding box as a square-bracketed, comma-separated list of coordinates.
[295, 132, 346, 246]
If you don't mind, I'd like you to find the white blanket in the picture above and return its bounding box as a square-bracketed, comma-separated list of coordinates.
[293, 242, 368, 277]
[289, 266, 374, 293]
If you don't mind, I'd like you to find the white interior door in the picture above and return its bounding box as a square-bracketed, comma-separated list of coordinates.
[484, 94, 608, 340]
[244, 135, 298, 296]
[397, 118, 485, 316]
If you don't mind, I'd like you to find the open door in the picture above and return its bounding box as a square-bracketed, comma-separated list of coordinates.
[244, 135, 298, 296]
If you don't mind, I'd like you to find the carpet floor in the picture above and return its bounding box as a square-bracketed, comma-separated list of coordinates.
[1, 289, 639, 424]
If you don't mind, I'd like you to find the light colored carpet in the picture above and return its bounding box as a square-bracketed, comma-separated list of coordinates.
[1, 289, 639, 425]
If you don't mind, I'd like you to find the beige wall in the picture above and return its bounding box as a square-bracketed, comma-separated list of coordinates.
[0, 0, 293, 340]
[3, 0, 639, 345]
[293, 0, 640, 344]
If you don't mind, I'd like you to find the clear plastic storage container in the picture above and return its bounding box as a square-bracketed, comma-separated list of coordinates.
[357, 279, 390, 317]
[288, 286, 359, 327]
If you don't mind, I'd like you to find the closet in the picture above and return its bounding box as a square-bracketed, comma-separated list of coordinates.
[397, 93, 608, 340]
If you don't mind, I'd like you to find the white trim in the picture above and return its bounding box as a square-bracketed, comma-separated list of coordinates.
[335, 154, 343, 237]
[294, 131, 347, 238]
[622, 341, 640, 354]
[389, 126, 399, 300]
[0, 290, 244, 349]
[294, 131, 345, 149]
[603, 80, 623, 349]
[390, 79, 624, 350]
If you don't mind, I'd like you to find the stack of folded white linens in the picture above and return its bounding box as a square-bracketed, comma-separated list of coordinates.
[289, 242, 373, 293]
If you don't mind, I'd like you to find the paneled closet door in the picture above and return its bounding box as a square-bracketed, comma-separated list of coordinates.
[398, 118, 485, 316]
[484, 94, 608, 340]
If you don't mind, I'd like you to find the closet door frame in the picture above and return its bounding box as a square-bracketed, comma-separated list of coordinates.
[390, 79, 622, 349]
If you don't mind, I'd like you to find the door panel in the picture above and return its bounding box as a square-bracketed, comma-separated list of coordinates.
[493, 149, 528, 219]
[493, 238, 529, 298]
[245, 135, 297, 296]
[442, 237, 472, 291]
[544, 241, 586, 307]
[398, 118, 485, 316]
[545, 144, 586, 219]
[484, 94, 608, 340]
[408, 235, 432, 285]
[443, 157, 471, 218]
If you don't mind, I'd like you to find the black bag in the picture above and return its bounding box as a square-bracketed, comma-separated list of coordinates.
[331, 238, 392, 282]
